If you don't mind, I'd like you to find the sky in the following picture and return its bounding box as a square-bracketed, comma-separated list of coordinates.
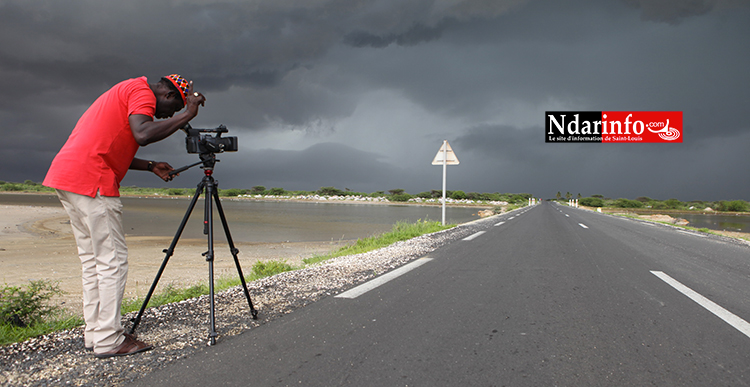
[1, 0, 748, 201]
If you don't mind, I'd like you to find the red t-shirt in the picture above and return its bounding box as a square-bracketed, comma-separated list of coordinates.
[43, 77, 155, 197]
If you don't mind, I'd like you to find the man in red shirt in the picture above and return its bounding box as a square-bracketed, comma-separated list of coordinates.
[43, 74, 206, 358]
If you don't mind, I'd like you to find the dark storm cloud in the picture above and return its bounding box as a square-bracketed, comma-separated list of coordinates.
[623, 0, 718, 23]
[343, 21, 450, 48]
[0, 0, 527, 141]
[1, 0, 749, 201]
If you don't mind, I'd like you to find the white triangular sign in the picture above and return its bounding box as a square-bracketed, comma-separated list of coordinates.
[432, 141, 459, 165]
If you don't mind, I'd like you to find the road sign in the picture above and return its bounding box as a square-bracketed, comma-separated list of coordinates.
[432, 141, 459, 165]
[432, 140, 460, 225]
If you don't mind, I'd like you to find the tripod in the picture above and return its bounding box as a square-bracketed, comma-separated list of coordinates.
[129, 152, 258, 345]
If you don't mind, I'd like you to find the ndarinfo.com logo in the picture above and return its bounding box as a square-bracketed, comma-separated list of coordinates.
[545, 111, 683, 143]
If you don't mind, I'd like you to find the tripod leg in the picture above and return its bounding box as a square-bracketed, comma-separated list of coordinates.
[204, 176, 219, 345]
[212, 186, 259, 320]
[129, 180, 205, 335]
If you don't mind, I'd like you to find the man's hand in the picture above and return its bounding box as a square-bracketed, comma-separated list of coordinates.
[152, 162, 177, 182]
[185, 81, 206, 116]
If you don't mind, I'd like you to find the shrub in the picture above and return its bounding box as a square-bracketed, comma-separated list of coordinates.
[220, 188, 246, 197]
[509, 194, 531, 204]
[167, 188, 184, 195]
[450, 190, 467, 200]
[251, 186, 266, 194]
[317, 186, 344, 196]
[579, 197, 604, 207]
[1, 280, 63, 327]
[391, 193, 413, 202]
[613, 198, 643, 208]
[718, 200, 750, 212]
[1, 183, 23, 191]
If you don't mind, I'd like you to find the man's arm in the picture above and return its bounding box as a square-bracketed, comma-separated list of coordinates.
[129, 112, 193, 146]
[130, 158, 177, 182]
[129, 84, 206, 146]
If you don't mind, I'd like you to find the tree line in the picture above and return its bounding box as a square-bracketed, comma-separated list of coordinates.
[0, 180, 531, 204]
[559, 193, 750, 213]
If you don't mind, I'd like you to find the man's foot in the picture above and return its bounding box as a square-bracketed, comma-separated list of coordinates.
[94, 334, 153, 359]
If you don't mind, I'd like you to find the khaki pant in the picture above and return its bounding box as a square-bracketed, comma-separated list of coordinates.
[56, 189, 127, 353]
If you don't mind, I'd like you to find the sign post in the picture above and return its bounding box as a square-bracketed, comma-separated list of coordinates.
[431, 140, 459, 225]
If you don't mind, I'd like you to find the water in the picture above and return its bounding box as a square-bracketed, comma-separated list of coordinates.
[0, 193, 483, 243]
[677, 213, 750, 232]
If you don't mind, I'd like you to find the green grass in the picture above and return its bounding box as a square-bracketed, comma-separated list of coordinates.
[0, 315, 84, 346]
[303, 219, 455, 265]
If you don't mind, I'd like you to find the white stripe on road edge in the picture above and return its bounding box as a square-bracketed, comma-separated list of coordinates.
[335, 258, 433, 299]
[494, 221, 505, 227]
[677, 230, 708, 238]
[578, 223, 588, 229]
[463, 231, 486, 241]
[651, 271, 750, 339]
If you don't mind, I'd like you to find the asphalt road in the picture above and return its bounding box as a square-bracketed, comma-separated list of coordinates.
[131, 201, 750, 386]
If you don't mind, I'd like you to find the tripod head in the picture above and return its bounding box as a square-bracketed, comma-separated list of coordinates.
[169, 152, 219, 176]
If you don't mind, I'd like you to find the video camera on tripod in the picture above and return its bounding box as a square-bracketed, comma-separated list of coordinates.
[183, 124, 238, 154]
[169, 124, 238, 177]
[131, 123, 258, 345]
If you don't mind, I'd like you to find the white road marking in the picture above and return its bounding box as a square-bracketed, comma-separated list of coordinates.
[463, 231, 486, 241]
[651, 271, 750, 339]
[578, 223, 588, 229]
[494, 221, 505, 227]
[565, 214, 570, 217]
[677, 230, 707, 238]
[336, 258, 433, 299]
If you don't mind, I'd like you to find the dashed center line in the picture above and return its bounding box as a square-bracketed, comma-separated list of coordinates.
[463, 231, 486, 241]
[578, 223, 589, 229]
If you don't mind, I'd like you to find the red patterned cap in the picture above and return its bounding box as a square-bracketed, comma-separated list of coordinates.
[165, 74, 190, 103]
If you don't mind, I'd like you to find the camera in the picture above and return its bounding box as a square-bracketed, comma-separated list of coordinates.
[184, 124, 238, 154]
